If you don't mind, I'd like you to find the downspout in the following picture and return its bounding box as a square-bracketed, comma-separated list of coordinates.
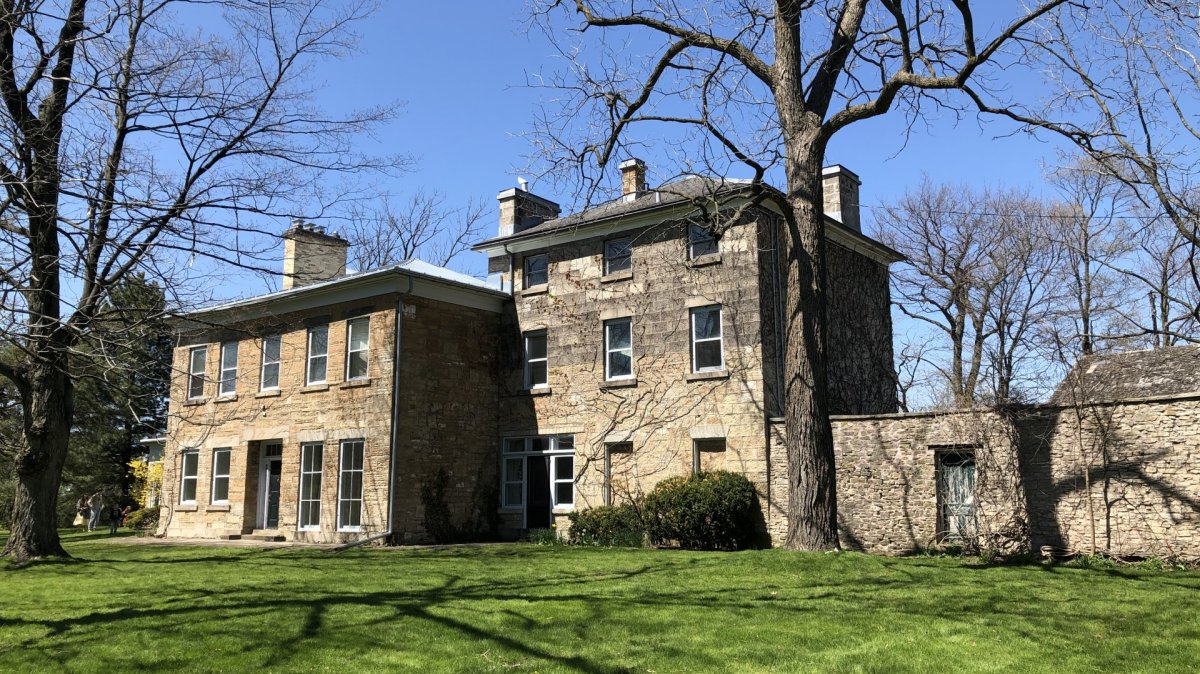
[333, 271, 413, 552]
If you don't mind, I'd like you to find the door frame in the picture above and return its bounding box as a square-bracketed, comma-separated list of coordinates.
[258, 442, 283, 529]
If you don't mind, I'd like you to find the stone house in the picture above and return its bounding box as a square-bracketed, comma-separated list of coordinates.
[158, 160, 902, 543]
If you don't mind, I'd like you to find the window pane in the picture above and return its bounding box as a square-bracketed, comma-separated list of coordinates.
[505, 458, 524, 480]
[213, 478, 229, 502]
[529, 361, 547, 387]
[525, 254, 548, 286]
[554, 482, 574, 506]
[504, 439, 525, 453]
[526, 333, 546, 359]
[308, 356, 327, 384]
[695, 341, 723, 370]
[349, 319, 369, 351]
[529, 437, 548, 453]
[310, 326, 328, 356]
[190, 348, 206, 374]
[556, 435, 574, 450]
[264, 335, 280, 363]
[348, 351, 368, 379]
[609, 351, 632, 378]
[693, 308, 721, 339]
[221, 343, 238, 369]
[607, 320, 631, 349]
[261, 362, 279, 390]
[605, 238, 632, 274]
[554, 455, 574, 479]
[183, 452, 198, 476]
[182, 479, 196, 503]
[688, 225, 718, 258]
[215, 451, 230, 475]
[504, 484, 523, 506]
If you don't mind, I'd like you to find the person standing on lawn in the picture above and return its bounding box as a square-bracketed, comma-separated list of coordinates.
[74, 496, 89, 528]
[109, 503, 124, 534]
[87, 491, 104, 532]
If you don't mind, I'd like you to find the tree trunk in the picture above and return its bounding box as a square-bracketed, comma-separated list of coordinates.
[780, 136, 840, 551]
[3, 358, 73, 561]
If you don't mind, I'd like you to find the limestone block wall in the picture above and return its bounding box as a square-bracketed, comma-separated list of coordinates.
[160, 295, 398, 543]
[500, 215, 773, 534]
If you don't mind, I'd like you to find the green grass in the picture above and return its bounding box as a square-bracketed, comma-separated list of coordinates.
[2, 532, 1198, 673]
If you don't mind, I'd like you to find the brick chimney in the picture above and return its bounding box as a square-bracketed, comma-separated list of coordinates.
[620, 158, 647, 202]
[821, 165, 861, 232]
[282, 220, 349, 289]
[497, 180, 561, 237]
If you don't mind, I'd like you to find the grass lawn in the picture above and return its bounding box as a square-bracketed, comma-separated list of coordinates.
[1, 532, 1198, 672]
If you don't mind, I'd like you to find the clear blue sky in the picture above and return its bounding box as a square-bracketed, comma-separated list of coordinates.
[295, 2, 1072, 283]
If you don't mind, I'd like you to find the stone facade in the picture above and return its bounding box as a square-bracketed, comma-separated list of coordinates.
[826, 394, 1200, 559]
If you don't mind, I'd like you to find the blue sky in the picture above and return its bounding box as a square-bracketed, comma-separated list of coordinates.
[292, 2, 1073, 283]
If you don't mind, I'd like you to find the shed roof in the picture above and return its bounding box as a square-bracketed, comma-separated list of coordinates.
[1049, 345, 1200, 405]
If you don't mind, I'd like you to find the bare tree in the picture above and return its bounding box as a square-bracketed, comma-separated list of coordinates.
[531, 0, 1073, 549]
[0, 0, 400, 561]
[344, 192, 488, 271]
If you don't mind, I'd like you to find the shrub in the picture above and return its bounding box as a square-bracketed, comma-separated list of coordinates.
[124, 508, 159, 533]
[568, 503, 645, 547]
[528, 527, 563, 546]
[643, 471, 764, 551]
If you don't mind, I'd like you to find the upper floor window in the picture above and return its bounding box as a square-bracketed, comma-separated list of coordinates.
[687, 224, 718, 259]
[604, 318, 633, 380]
[524, 330, 548, 389]
[260, 335, 281, 391]
[345, 317, 370, 380]
[187, 347, 206, 400]
[306, 325, 328, 385]
[179, 449, 199, 504]
[218, 342, 238, 396]
[604, 237, 632, 275]
[524, 253, 548, 288]
[690, 305, 724, 372]
[211, 448, 231, 503]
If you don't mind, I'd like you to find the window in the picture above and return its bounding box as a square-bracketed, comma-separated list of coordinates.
[345, 318, 370, 380]
[503, 455, 524, 507]
[306, 325, 328, 385]
[179, 449, 199, 504]
[210, 448, 231, 503]
[690, 305, 724, 372]
[260, 335, 281, 391]
[552, 454, 575, 507]
[187, 347, 206, 399]
[604, 318, 633, 380]
[298, 442, 323, 530]
[604, 237, 632, 275]
[524, 253, 548, 287]
[218, 342, 238, 396]
[337, 439, 364, 530]
[687, 224, 718, 259]
[524, 331, 547, 389]
[692, 438, 727, 474]
[604, 442, 633, 506]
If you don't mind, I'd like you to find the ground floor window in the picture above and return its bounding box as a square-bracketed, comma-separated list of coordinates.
[299, 442, 323, 530]
[692, 438, 727, 473]
[180, 449, 199, 504]
[502, 435, 575, 527]
[338, 439, 364, 531]
[210, 448, 231, 504]
[936, 449, 978, 542]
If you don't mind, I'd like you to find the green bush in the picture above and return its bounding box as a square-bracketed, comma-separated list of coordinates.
[528, 527, 563, 546]
[643, 471, 765, 551]
[124, 508, 159, 533]
[568, 503, 645, 547]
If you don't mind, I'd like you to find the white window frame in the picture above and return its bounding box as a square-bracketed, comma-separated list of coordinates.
[604, 318, 634, 380]
[218, 342, 238, 397]
[345, 317, 370, 381]
[306, 325, 329, 385]
[336, 439, 365, 532]
[690, 305, 725, 373]
[502, 452, 524, 508]
[210, 448, 231, 504]
[524, 330, 548, 389]
[551, 453, 575, 508]
[687, 224, 718, 259]
[298, 442, 323, 531]
[187, 347, 206, 400]
[499, 435, 576, 518]
[260, 335, 281, 391]
[524, 253, 548, 288]
[603, 237, 632, 275]
[179, 449, 199, 504]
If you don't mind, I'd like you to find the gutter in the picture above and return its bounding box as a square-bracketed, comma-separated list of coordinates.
[333, 273, 413, 552]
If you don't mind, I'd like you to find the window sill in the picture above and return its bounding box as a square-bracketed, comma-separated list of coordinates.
[601, 270, 633, 284]
[523, 386, 552, 397]
[176, 503, 198, 512]
[183, 398, 207, 407]
[300, 384, 330, 393]
[601, 378, 638, 389]
[297, 526, 321, 533]
[519, 285, 549, 297]
[688, 254, 722, 268]
[552, 506, 576, 515]
[338, 527, 363, 534]
[686, 370, 729, 382]
[214, 394, 238, 403]
[255, 389, 281, 399]
[340, 378, 371, 389]
[206, 504, 230, 512]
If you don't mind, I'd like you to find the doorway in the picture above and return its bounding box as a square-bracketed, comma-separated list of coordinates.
[937, 450, 977, 542]
[259, 442, 283, 529]
[525, 456, 551, 529]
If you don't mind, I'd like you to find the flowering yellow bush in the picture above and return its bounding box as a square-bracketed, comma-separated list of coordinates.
[129, 459, 163, 509]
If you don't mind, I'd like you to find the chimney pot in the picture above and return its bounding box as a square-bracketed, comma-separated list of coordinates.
[619, 158, 647, 202]
[821, 165, 861, 233]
